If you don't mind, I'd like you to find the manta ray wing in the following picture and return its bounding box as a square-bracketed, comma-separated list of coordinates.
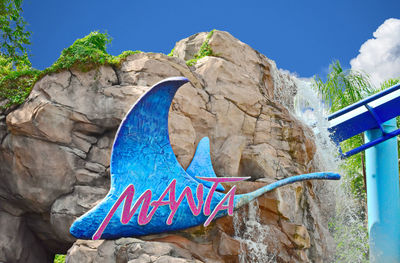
[186, 137, 225, 191]
[70, 77, 230, 239]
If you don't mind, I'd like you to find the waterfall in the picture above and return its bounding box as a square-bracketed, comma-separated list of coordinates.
[233, 200, 276, 263]
[294, 78, 369, 262]
[233, 76, 369, 262]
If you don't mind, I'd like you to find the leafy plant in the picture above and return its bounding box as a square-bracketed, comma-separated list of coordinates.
[43, 31, 140, 74]
[0, 0, 31, 68]
[53, 254, 65, 263]
[0, 31, 141, 110]
[314, 60, 374, 198]
[0, 54, 39, 109]
[167, 47, 174, 57]
[186, 29, 215, 66]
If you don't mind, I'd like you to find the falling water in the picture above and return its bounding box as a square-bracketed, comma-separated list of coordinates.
[233, 200, 276, 263]
[294, 78, 369, 262]
[233, 75, 369, 262]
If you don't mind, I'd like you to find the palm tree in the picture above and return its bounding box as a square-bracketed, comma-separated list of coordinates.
[314, 60, 374, 198]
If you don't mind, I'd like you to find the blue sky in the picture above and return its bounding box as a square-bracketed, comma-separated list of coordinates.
[23, 0, 400, 80]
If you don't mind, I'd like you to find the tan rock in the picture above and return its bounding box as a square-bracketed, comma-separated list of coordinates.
[214, 135, 246, 177]
[218, 232, 240, 256]
[4, 135, 77, 211]
[281, 221, 311, 249]
[169, 112, 196, 168]
[149, 235, 222, 262]
[196, 56, 263, 117]
[173, 32, 208, 61]
[67, 238, 200, 263]
[240, 143, 279, 179]
[88, 145, 111, 167]
[0, 30, 334, 263]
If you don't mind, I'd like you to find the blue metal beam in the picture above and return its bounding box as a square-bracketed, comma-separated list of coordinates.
[341, 126, 400, 158]
[328, 93, 400, 145]
[365, 119, 400, 262]
[328, 83, 400, 121]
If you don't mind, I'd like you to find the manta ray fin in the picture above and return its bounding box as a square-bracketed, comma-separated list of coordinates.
[186, 137, 225, 192]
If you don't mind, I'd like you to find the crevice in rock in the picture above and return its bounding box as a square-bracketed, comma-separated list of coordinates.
[0, 130, 8, 146]
[48, 187, 77, 214]
[59, 145, 87, 159]
[111, 65, 121, 86]
[223, 96, 260, 118]
[67, 69, 73, 88]
[38, 87, 52, 100]
[69, 70, 79, 85]
[16, 155, 34, 179]
[3, 104, 20, 116]
[150, 54, 204, 91]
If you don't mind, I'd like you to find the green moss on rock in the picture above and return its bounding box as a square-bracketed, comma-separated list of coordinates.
[186, 30, 215, 66]
[53, 254, 66, 263]
[167, 47, 175, 57]
[0, 31, 141, 110]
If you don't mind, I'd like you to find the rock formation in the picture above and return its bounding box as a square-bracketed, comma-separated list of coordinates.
[0, 30, 335, 263]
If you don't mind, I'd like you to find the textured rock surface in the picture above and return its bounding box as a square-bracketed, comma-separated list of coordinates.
[0, 211, 51, 263]
[0, 30, 335, 262]
[67, 238, 202, 263]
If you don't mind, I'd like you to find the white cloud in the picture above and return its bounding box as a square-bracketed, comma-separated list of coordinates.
[350, 18, 400, 87]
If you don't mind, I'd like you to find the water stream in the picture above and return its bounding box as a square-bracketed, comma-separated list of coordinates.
[233, 200, 276, 263]
[294, 79, 369, 262]
[233, 77, 369, 262]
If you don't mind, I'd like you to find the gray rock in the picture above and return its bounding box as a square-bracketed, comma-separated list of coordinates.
[0, 211, 51, 263]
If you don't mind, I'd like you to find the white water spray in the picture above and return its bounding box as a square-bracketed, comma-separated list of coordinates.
[294, 78, 369, 262]
[233, 200, 276, 263]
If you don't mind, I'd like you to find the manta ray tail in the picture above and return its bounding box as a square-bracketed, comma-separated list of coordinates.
[234, 172, 340, 209]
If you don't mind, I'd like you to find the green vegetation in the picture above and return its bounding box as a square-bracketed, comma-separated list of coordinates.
[0, 0, 38, 108]
[315, 60, 374, 199]
[167, 47, 174, 57]
[42, 31, 140, 74]
[0, 24, 217, 110]
[0, 31, 141, 110]
[329, 206, 369, 262]
[186, 30, 215, 66]
[0, 55, 39, 108]
[0, 0, 31, 67]
[54, 254, 65, 263]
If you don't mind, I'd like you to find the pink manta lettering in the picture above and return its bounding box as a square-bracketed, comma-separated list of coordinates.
[92, 177, 248, 240]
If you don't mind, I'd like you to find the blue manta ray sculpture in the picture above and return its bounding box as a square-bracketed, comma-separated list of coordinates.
[70, 77, 340, 240]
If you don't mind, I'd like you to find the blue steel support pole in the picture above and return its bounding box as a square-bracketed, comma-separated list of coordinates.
[365, 118, 400, 262]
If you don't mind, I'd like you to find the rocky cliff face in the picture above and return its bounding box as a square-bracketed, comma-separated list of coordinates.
[0, 31, 335, 263]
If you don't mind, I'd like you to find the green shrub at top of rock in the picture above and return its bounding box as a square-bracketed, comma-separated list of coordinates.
[0, 31, 141, 110]
[186, 29, 215, 66]
[42, 31, 140, 73]
[167, 47, 174, 57]
[0, 54, 40, 109]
